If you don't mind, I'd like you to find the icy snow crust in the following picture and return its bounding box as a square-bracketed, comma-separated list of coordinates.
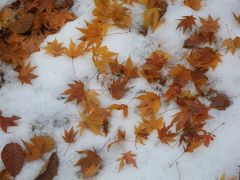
[0, 0, 240, 180]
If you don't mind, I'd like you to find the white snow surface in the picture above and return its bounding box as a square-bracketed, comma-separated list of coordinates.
[1, 0, 240, 180]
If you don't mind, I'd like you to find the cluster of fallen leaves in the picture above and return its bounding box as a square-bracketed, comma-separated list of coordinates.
[0, 0, 76, 84]
[0, 136, 58, 179]
[42, 0, 234, 179]
[0, 0, 239, 179]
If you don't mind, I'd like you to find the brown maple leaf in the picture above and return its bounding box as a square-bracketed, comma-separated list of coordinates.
[199, 15, 220, 33]
[79, 106, 111, 136]
[209, 93, 232, 110]
[44, 38, 65, 57]
[0, 111, 19, 133]
[64, 39, 88, 59]
[177, 15, 196, 33]
[136, 92, 161, 119]
[18, 64, 38, 85]
[22, 136, 55, 161]
[187, 47, 222, 70]
[117, 151, 137, 171]
[62, 127, 78, 143]
[158, 125, 177, 145]
[184, 0, 201, 11]
[62, 81, 86, 104]
[79, 20, 109, 46]
[221, 36, 240, 55]
[183, 31, 216, 48]
[140, 50, 169, 82]
[108, 78, 129, 100]
[75, 149, 102, 178]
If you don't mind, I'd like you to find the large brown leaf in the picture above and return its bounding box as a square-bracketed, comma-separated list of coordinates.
[35, 152, 59, 180]
[1, 143, 25, 177]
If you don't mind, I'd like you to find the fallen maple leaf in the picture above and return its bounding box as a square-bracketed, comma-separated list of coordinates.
[79, 20, 109, 46]
[108, 78, 129, 100]
[140, 50, 169, 82]
[79, 106, 111, 136]
[184, 0, 201, 11]
[1, 143, 25, 177]
[64, 39, 88, 59]
[62, 81, 86, 104]
[143, 1, 168, 32]
[136, 92, 161, 119]
[187, 47, 222, 70]
[117, 151, 137, 171]
[0, 111, 19, 133]
[221, 36, 240, 55]
[35, 152, 59, 180]
[158, 125, 177, 145]
[199, 15, 220, 33]
[18, 64, 38, 85]
[22, 136, 55, 161]
[75, 149, 102, 178]
[177, 15, 196, 33]
[209, 93, 232, 110]
[43, 38, 65, 57]
[62, 127, 78, 143]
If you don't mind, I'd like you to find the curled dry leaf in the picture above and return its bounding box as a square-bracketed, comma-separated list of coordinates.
[75, 149, 102, 178]
[184, 0, 201, 11]
[22, 136, 55, 161]
[35, 152, 59, 180]
[0, 111, 20, 133]
[1, 143, 25, 177]
[43, 39, 65, 57]
[62, 127, 78, 144]
[108, 104, 128, 118]
[117, 151, 137, 171]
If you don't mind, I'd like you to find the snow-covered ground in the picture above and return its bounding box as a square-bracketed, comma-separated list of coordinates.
[1, 0, 240, 179]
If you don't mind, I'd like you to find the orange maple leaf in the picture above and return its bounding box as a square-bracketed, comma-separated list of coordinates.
[117, 151, 137, 171]
[75, 149, 102, 178]
[62, 81, 86, 104]
[62, 127, 78, 143]
[177, 15, 196, 33]
[44, 38, 65, 57]
[18, 64, 38, 85]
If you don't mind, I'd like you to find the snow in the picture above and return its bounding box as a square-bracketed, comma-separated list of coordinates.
[1, 0, 240, 180]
